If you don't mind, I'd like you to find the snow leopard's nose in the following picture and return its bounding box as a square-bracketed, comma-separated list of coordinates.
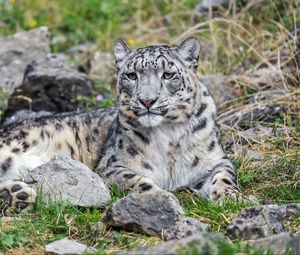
[139, 97, 158, 109]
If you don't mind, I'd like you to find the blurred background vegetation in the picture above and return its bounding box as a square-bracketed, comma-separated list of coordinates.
[0, 0, 298, 73]
[0, 0, 299, 113]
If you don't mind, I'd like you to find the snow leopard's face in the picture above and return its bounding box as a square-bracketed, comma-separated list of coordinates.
[114, 37, 201, 127]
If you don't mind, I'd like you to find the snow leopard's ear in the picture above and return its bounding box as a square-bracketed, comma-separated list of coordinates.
[114, 38, 132, 69]
[175, 37, 201, 71]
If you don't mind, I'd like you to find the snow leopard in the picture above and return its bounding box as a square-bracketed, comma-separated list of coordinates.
[0, 37, 239, 212]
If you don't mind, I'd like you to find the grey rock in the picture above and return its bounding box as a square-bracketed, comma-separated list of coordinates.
[4, 54, 92, 118]
[223, 124, 292, 149]
[0, 27, 50, 93]
[66, 43, 97, 55]
[118, 232, 226, 255]
[3, 109, 53, 126]
[246, 233, 300, 255]
[229, 66, 290, 91]
[218, 90, 285, 128]
[219, 103, 282, 128]
[226, 203, 300, 240]
[89, 221, 107, 234]
[25, 155, 111, 208]
[51, 35, 68, 46]
[244, 150, 264, 161]
[199, 75, 238, 109]
[89, 51, 116, 93]
[195, 0, 228, 12]
[247, 90, 287, 103]
[64, 44, 115, 86]
[238, 125, 285, 141]
[244, 67, 286, 90]
[103, 189, 184, 237]
[65, 43, 98, 74]
[45, 238, 95, 254]
[89, 51, 114, 81]
[163, 217, 210, 241]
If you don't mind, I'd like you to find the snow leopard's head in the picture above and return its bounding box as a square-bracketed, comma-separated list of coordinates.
[115, 37, 201, 127]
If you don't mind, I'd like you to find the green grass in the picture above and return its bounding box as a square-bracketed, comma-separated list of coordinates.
[0, 87, 9, 120]
[0, 199, 102, 250]
[0, 0, 201, 52]
[3, 189, 296, 254]
[0, 0, 137, 52]
[1, 146, 299, 253]
[0, 191, 161, 254]
[235, 152, 300, 202]
[175, 190, 256, 232]
[178, 240, 271, 255]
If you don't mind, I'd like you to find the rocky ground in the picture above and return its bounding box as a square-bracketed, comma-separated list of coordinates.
[0, 0, 299, 254]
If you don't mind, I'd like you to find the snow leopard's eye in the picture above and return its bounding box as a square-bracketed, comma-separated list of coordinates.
[126, 72, 137, 80]
[163, 72, 175, 80]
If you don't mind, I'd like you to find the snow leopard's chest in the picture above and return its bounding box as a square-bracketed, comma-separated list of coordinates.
[129, 124, 214, 190]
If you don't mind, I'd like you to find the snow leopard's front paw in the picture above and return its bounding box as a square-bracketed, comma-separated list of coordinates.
[209, 182, 248, 206]
[212, 188, 260, 206]
[0, 181, 36, 214]
[210, 185, 239, 199]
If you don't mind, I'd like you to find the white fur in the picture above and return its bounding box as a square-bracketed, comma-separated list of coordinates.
[138, 115, 164, 127]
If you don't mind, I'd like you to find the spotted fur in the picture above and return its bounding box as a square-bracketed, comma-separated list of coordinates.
[0, 37, 239, 211]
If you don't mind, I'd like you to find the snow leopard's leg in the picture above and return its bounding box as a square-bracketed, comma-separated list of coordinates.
[190, 157, 240, 200]
[99, 165, 162, 194]
[0, 148, 47, 213]
[0, 181, 36, 214]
